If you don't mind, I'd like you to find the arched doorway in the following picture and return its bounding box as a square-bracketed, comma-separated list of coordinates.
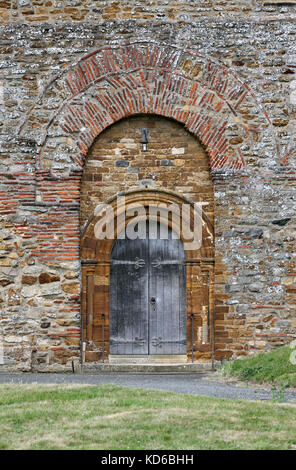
[109, 221, 187, 360]
[80, 113, 215, 366]
[81, 188, 214, 365]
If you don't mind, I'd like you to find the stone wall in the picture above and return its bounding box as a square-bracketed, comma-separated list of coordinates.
[0, 1, 295, 371]
[1, 1, 296, 23]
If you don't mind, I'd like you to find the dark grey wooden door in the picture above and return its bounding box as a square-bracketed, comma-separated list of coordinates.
[109, 232, 149, 355]
[109, 221, 186, 355]
[148, 222, 187, 354]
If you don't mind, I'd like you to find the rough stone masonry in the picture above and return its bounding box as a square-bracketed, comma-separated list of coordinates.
[0, 0, 295, 371]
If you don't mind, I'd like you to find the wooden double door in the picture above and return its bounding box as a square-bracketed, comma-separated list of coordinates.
[109, 222, 187, 356]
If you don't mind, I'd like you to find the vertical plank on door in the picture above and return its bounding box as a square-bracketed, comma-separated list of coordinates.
[109, 233, 149, 355]
[149, 223, 186, 355]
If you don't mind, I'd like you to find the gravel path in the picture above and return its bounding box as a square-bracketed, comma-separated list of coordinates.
[1, 373, 296, 403]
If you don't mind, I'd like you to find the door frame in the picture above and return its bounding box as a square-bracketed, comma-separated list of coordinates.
[109, 222, 187, 357]
[81, 189, 215, 364]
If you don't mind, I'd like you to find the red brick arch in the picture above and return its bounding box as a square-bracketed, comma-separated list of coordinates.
[18, 40, 277, 173]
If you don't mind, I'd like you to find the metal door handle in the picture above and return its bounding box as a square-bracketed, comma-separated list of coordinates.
[150, 297, 156, 311]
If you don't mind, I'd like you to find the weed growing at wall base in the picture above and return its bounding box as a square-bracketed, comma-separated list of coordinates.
[289, 340, 296, 365]
[0, 335, 3, 365]
[219, 345, 296, 387]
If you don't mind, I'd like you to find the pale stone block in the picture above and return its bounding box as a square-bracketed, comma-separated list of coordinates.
[172, 147, 185, 155]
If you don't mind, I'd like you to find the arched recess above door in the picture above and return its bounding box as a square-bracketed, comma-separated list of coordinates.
[80, 188, 214, 263]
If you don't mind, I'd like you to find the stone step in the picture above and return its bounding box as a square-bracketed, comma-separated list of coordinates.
[108, 354, 188, 364]
[81, 362, 220, 374]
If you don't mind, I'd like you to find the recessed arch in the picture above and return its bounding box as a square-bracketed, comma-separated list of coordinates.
[81, 188, 214, 262]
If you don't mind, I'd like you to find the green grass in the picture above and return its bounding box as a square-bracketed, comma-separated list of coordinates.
[219, 345, 296, 387]
[0, 384, 296, 450]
